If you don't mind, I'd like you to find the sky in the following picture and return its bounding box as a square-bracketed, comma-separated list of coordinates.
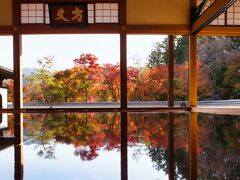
[0, 34, 166, 71]
[0, 143, 168, 180]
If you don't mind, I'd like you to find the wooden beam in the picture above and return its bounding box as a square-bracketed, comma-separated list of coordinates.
[191, 0, 238, 34]
[199, 26, 240, 36]
[18, 24, 190, 35]
[0, 107, 191, 114]
[126, 25, 189, 35]
[19, 24, 121, 34]
[0, 26, 14, 34]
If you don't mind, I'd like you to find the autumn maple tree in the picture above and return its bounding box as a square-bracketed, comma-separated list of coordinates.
[20, 36, 240, 104]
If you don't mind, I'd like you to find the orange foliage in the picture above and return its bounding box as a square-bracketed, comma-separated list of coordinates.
[2, 79, 14, 102]
[22, 53, 212, 103]
[142, 65, 168, 101]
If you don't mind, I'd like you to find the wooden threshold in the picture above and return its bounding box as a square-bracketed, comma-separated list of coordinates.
[0, 107, 191, 113]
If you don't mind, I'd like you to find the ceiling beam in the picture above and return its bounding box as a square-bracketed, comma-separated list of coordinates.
[191, 0, 238, 34]
[199, 26, 240, 36]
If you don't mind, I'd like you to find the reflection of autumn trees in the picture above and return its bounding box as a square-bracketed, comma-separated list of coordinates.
[23, 114, 57, 159]
[1, 114, 15, 137]
[128, 113, 169, 147]
[197, 114, 240, 179]
[21, 113, 240, 178]
[129, 113, 240, 179]
[129, 113, 189, 179]
[23, 113, 121, 161]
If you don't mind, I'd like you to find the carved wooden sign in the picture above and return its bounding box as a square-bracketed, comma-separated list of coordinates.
[49, 3, 88, 27]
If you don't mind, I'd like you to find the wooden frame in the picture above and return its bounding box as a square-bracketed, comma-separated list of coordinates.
[1, 2, 240, 180]
[0, 0, 239, 113]
[3, 24, 240, 36]
[0, 0, 192, 113]
[1, 1, 239, 180]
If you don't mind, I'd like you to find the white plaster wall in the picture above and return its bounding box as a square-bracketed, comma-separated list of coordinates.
[0, 88, 8, 129]
[0, 114, 8, 129]
[0, 88, 8, 108]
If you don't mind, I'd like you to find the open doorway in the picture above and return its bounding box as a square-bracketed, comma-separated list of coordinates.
[22, 34, 120, 108]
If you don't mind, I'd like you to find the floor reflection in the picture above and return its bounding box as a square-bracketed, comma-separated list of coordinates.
[0, 113, 14, 151]
[0, 112, 239, 180]
[197, 114, 240, 179]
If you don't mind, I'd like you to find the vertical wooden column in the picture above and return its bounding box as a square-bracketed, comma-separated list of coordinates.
[168, 112, 175, 180]
[189, 112, 198, 180]
[13, 34, 22, 110]
[189, 35, 197, 107]
[189, 0, 198, 107]
[167, 36, 175, 179]
[120, 0, 127, 109]
[12, 0, 22, 110]
[14, 113, 24, 180]
[168, 35, 174, 107]
[120, 33, 127, 109]
[120, 0, 128, 179]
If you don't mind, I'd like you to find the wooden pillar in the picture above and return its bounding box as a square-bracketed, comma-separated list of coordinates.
[189, 35, 197, 107]
[189, 112, 198, 180]
[167, 37, 175, 180]
[120, 0, 128, 179]
[12, 0, 22, 110]
[13, 34, 22, 110]
[168, 35, 174, 107]
[120, 33, 127, 109]
[120, 0, 127, 109]
[14, 113, 24, 180]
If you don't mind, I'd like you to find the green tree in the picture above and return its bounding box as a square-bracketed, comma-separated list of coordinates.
[147, 36, 188, 68]
[197, 36, 237, 99]
[24, 56, 63, 103]
[223, 58, 240, 98]
[147, 38, 168, 67]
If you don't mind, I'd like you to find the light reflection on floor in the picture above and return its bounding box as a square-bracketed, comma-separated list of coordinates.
[0, 112, 239, 180]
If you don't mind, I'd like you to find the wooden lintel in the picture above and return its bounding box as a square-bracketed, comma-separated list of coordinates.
[199, 25, 240, 36]
[16, 24, 190, 35]
[0, 26, 14, 34]
[126, 25, 189, 35]
[18, 24, 121, 34]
